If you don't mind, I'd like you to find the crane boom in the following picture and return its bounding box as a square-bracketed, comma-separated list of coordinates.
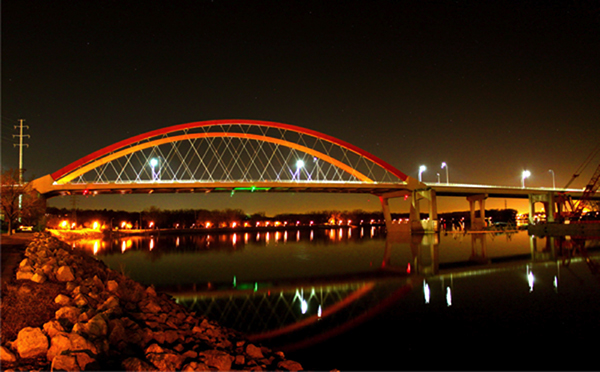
[570, 162, 600, 219]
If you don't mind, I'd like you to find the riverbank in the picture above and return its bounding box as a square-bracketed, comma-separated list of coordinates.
[0, 232, 305, 371]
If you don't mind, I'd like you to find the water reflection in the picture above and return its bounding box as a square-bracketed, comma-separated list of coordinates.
[73, 228, 600, 369]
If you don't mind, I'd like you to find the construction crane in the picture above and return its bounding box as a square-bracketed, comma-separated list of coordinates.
[561, 144, 600, 220]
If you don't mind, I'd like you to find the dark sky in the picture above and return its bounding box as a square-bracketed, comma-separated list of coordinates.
[2, 0, 599, 214]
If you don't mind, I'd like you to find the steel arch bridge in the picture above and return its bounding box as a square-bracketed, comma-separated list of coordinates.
[32, 119, 423, 197]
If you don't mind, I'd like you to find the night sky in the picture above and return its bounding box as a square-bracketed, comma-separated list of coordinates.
[2, 0, 599, 215]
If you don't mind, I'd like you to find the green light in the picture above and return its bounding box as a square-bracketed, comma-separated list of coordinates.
[233, 187, 271, 192]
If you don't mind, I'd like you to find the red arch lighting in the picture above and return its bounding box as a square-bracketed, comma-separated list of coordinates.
[51, 119, 409, 184]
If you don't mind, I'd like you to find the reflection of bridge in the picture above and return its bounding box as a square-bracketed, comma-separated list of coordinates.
[31, 119, 594, 232]
[169, 232, 599, 353]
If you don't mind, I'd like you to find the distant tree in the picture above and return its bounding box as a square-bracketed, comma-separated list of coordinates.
[1, 168, 46, 234]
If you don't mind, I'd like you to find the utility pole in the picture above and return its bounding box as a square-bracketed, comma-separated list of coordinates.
[13, 119, 30, 184]
[13, 119, 30, 222]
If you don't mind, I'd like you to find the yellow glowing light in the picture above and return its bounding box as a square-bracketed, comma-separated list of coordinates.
[205, 221, 212, 228]
[92, 221, 100, 230]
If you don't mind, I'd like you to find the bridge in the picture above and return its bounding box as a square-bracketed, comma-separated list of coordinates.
[31, 119, 594, 232]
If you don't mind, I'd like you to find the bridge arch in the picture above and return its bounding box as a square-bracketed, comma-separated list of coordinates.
[48, 119, 413, 187]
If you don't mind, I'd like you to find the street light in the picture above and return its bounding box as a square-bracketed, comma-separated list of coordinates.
[150, 158, 159, 181]
[548, 169, 555, 189]
[441, 162, 449, 184]
[522, 170, 531, 188]
[295, 159, 305, 181]
[419, 165, 426, 182]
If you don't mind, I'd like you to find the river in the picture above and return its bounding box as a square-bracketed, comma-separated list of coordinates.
[72, 227, 600, 370]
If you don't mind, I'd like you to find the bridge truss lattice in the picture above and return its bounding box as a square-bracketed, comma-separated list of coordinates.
[51, 120, 409, 187]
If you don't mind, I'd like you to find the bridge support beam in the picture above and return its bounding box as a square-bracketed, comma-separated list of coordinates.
[467, 194, 488, 230]
[379, 189, 438, 234]
[411, 189, 438, 233]
[528, 192, 558, 224]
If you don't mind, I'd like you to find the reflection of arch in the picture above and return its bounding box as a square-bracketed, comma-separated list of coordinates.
[50, 119, 410, 185]
[248, 282, 376, 342]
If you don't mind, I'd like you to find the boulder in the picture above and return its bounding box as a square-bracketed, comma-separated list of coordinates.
[246, 343, 264, 359]
[0, 345, 17, 363]
[47, 332, 98, 362]
[198, 349, 234, 371]
[13, 327, 49, 359]
[55, 306, 81, 326]
[106, 280, 119, 292]
[56, 265, 75, 282]
[122, 357, 157, 371]
[43, 320, 65, 338]
[278, 359, 304, 371]
[147, 351, 186, 371]
[54, 294, 72, 306]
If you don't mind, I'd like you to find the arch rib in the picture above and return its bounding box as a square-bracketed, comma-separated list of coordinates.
[55, 133, 374, 184]
[51, 119, 409, 183]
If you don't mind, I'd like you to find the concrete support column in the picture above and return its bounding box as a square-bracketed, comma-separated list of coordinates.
[467, 194, 488, 230]
[380, 196, 393, 229]
[412, 189, 438, 233]
[529, 192, 557, 224]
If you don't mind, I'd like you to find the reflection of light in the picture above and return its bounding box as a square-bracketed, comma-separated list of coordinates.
[93, 240, 99, 255]
[244, 233, 249, 244]
[232, 233, 238, 246]
[329, 229, 335, 240]
[301, 298, 308, 314]
[527, 265, 534, 292]
[446, 287, 452, 307]
[121, 240, 127, 253]
[275, 231, 281, 242]
[150, 238, 155, 251]
[553, 275, 558, 292]
[370, 226, 375, 238]
[175, 237, 179, 247]
[296, 230, 301, 241]
[266, 232, 270, 244]
[310, 230, 314, 241]
[423, 281, 430, 304]
[317, 305, 322, 318]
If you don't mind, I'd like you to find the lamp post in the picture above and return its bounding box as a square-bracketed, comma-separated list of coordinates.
[150, 158, 159, 181]
[295, 159, 305, 181]
[548, 169, 555, 189]
[419, 165, 426, 182]
[521, 170, 531, 188]
[441, 162, 449, 184]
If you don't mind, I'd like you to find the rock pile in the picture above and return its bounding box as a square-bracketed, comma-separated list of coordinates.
[1, 232, 303, 371]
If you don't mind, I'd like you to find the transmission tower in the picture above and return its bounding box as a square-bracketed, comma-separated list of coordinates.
[13, 119, 29, 183]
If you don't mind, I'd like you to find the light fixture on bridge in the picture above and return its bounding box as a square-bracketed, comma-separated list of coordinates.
[150, 158, 159, 181]
[294, 159, 305, 181]
[441, 162, 449, 184]
[521, 170, 531, 188]
[419, 165, 427, 182]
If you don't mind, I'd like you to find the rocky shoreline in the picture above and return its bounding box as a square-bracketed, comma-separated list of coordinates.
[0, 232, 304, 371]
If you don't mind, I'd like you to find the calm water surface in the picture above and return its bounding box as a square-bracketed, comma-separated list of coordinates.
[75, 227, 600, 370]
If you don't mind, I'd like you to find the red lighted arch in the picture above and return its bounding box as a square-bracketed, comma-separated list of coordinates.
[51, 119, 409, 183]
